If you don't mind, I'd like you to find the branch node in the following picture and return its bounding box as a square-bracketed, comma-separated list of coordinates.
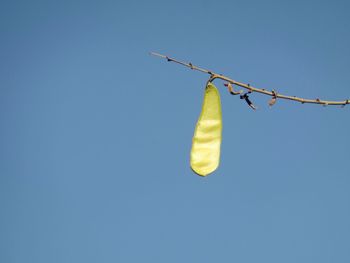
[247, 84, 253, 93]
[269, 90, 277, 107]
[341, 99, 349, 108]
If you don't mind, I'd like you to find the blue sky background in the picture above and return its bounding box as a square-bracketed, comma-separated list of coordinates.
[1, 0, 350, 262]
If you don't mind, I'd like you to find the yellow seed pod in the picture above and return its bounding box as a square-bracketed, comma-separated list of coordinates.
[190, 82, 222, 176]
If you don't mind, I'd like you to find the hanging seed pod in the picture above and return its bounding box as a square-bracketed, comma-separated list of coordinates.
[190, 82, 222, 176]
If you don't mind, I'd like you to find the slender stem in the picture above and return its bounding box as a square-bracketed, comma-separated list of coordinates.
[150, 52, 349, 106]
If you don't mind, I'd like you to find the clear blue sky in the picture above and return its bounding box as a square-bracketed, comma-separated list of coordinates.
[1, 0, 350, 262]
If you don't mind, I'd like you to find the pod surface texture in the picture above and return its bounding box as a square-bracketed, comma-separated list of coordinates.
[190, 82, 222, 176]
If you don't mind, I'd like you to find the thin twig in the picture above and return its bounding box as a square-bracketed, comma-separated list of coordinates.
[150, 52, 349, 106]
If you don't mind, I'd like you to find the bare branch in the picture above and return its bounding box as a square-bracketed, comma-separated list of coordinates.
[150, 52, 349, 107]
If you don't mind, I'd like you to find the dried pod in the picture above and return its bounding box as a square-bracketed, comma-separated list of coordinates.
[240, 93, 257, 110]
[224, 83, 242, 95]
[268, 97, 276, 106]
